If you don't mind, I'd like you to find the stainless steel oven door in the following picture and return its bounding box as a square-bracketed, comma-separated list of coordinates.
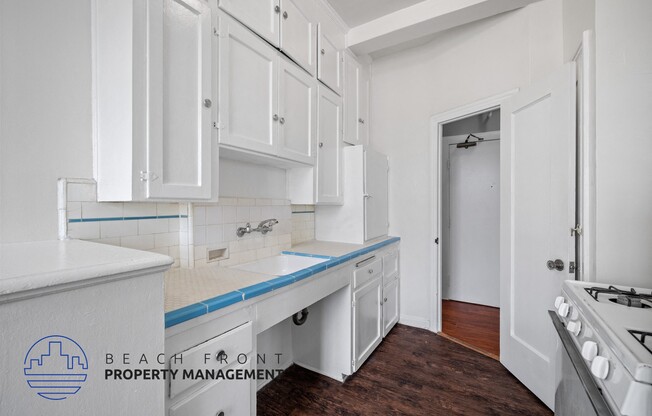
[549, 311, 616, 416]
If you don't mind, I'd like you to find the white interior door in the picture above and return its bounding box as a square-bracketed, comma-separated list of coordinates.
[218, 14, 278, 155]
[148, 0, 212, 199]
[500, 63, 576, 409]
[364, 148, 388, 241]
[444, 137, 500, 307]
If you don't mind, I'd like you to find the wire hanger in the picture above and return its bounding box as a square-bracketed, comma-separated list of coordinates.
[456, 133, 485, 149]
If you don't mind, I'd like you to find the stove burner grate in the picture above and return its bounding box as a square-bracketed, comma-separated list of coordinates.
[585, 285, 652, 308]
[628, 330, 652, 355]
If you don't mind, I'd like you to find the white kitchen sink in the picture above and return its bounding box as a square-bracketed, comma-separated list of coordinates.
[231, 255, 327, 276]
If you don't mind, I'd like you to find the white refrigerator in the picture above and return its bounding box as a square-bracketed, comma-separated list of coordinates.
[316, 145, 389, 244]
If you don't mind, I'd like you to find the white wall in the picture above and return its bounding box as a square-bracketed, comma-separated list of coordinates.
[0, 0, 93, 243]
[370, 0, 564, 326]
[594, 0, 652, 288]
[562, 0, 595, 61]
[219, 159, 287, 199]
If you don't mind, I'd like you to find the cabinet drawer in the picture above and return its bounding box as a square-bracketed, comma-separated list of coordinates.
[353, 256, 382, 289]
[382, 248, 399, 285]
[169, 361, 252, 416]
[170, 321, 252, 398]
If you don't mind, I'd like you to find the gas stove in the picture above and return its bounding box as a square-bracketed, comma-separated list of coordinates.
[554, 281, 652, 416]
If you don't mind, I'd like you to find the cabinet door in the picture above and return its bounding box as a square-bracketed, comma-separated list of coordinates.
[218, 0, 280, 47]
[358, 65, 370, 145]
[147, 0, 212, 199]
[317, 28, 342, 95]
[352, 278, 382, 371]
[382, 278, 399, 337]
[219, 15, 279, 155]
[343, 54, 360, 145]
[278, 58, 317, 164]
[169, 361, 252, 416]
[316, 86, 343, 204]
[279, 0, 316, 75]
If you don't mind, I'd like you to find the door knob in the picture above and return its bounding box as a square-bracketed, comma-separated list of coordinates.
[546, 259, 564, 271]
[319, 142, 323, 148]
[279, 117, 285, 124]
[274, 5, 280, 13]
[273, 114, 279, 121]
[283, 11, 288, 19]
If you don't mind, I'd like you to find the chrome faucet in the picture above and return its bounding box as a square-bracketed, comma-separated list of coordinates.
[236, 218, 279, 237]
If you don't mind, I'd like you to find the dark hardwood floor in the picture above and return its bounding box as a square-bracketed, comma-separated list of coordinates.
[442, 300, 500, 359]
[257, 324, 551, 416]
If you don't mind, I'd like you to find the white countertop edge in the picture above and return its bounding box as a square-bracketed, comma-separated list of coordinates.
[0, 239, 174, 301]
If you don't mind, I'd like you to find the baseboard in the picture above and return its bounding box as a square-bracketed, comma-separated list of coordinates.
[293, 361, 347, 383]
[399, 314, 430, 330]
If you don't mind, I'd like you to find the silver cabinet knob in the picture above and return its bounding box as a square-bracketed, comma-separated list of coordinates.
[283, 11, 288, 19]
[546, 259, 564, 271]
[203, 98, 212, 108]
[321, 48, 325, 55]
[279, 117, 285, 124]
[319, 142, 324, 148]
[384, 297, 388, 302]
[368, 269, 373, 274]
[273, 114, 279, 121]
[274, 5, 280, 13]
[358, 118, 365, 124]
[217, 412, 225, 416]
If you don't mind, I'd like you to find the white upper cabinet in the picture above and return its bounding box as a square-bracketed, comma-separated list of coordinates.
[218, 14, 279, 155]
[343, 53, 369, 146]
[218, 0, 316, 75]
[218, 0, 280, 47]
[279, 0, 317, 76]
[148, 0, 213, 199]
[317, 27, 343, 96]
[278, 57, 317, 164]
[93, 0, 214, 201]
[316, 86, 343, 204]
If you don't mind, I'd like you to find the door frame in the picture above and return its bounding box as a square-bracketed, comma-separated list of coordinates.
[428, 89, 517, 334]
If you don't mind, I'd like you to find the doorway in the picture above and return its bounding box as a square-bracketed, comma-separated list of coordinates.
[439, 111, 500, 359]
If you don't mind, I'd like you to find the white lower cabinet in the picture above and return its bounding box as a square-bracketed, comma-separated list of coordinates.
[169, 361, 252, 416]
[352, 276, 383, 371]
[382, 277, 399, 337]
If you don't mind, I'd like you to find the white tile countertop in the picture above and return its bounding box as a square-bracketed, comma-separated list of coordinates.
[163, 236, 400, 327]
[0, 239, 173, 299]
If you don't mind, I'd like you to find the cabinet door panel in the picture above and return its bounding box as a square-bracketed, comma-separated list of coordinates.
[317, 29, 342, 95]
[358, 66, 370, 145]
[278, 59, 316, 164]
[353, 278, 382, 371]
[219, 16, 278, 155]
[169, 361, 252, 416]
[218, 0, 279, 47]
[316, 86, 343, 204]
[343, 54, 360, 145]
[148, 0, 212, 199]
[280, 0, 316, 75]
[383, 278, 399, 337]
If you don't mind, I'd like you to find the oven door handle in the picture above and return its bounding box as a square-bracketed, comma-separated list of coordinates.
[549, 311, 615, 416]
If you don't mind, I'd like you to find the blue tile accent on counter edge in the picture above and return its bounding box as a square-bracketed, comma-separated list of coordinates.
[164, 237, 400, 328]
[70, 214, 188, 223]
[281, 251, 334, 259]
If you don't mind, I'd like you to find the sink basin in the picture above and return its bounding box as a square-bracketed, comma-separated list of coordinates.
[231, 255, 327, 276]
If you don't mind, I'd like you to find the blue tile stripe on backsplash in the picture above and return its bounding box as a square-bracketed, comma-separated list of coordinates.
[164, 236, 401, 328]
[69, 214, 188, 223]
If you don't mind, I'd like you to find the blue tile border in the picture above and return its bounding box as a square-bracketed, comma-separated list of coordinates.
[69, 214, 188, 223]
[164, 236, 401, 328]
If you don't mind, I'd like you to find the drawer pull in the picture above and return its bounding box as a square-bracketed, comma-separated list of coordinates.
[356, 255, 376, 268]
[215, 350, 227, 363]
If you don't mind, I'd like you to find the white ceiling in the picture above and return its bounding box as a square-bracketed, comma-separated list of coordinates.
[327, 0, 426, 27]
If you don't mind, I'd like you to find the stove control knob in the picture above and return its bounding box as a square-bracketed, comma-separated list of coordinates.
[558, 302, 570, 317]
[554, 296, 565, 309]
[591, 356, 609, 380]
[567, 320, 582, 336]
[582, 341, 598, 361]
